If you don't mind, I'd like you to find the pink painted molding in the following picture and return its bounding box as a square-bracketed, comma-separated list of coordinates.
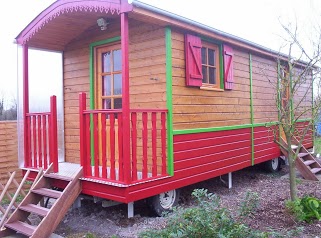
[16, 0, 133, 45]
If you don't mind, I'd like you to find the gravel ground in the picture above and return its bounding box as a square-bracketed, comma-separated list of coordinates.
[53, 164, 321, 238]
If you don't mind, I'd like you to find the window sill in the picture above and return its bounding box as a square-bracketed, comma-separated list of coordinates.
[200, 86, 224, 92]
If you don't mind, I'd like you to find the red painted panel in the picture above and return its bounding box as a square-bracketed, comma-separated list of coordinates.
[142, 112, 148, 179]
[175, 140, 251, 161]
[174, 132, 251, 152]
[161, 112, 167, 175]
[131, 112, 138, 181]
[101, 113, 107, 179]
[174, 128, 251, 143]
[110, 113, 116, 180]
[118, 113, 124, 181]
[152, 112, 157, 177]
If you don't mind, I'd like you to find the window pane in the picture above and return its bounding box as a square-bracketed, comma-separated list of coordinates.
[114, 74, 122, 95]
[103, 75, 111, 96]
[208, 49, 215, 66]
[113, 49, 122, 71]
[103, 98, 111, 109]
[102, 51, 111, 73]
[114, 98, 122, 109]
[202, 66, 207, 83]
[201, 48, 207, 64]
[209, 67, 216, 84]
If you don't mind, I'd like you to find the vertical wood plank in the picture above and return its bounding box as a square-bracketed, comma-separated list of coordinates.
[142, 112, 148, 179]
[93, 113, 99, 177]
[37, 115, 42, 168]
[86, 114, 92, 177]
[32, 116, 37, 168]
[101, 113, 107, 179]
[131, 112, 137, 181]
[110, 113, 116, 180]
[118, 113, 124, 182]
[161, 112, 167, 175]
[79, 93, 87, 176]
[152, 112, 157, 176]
[43, 115, 48, 170]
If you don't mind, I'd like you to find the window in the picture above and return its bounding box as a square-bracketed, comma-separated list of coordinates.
[201, 42, 220, 88]
[95, 43, 122, 110]
[185, 34, 234, 90]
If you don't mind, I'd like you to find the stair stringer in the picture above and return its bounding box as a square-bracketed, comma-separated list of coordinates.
[281, 138, 320, 181]
[31, 167, 83, 238]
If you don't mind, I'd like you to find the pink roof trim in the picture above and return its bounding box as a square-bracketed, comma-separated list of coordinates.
[16, 0, 133, 45]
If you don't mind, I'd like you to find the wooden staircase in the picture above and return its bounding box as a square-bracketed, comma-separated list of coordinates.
[281, 138, 321, 181]
[0, 165, 83, 237]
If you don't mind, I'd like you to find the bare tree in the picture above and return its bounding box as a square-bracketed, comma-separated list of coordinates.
[267, 23, 321, 201]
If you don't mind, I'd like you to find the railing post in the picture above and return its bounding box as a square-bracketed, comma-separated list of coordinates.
[121, 12, 131, 183]
[79, 93, 87, 177]
[22, 44, 30, 168]
[50, 95, 58, 173]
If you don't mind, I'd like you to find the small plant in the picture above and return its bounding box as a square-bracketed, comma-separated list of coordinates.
[84, 232, 97, 238]
[286, 196, 321, 222]
[140, 189, 268, 238]
[238, 190, 259, 217]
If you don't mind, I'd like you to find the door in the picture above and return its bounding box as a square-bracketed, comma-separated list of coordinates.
[95, 43, 122, 169]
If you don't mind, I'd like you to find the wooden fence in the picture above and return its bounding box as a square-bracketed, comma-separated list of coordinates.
[0, 121, 20, 194]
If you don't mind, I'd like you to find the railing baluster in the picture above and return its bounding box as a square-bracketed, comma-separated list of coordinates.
[37, 115, 42, 168]
[131, 112, 137, 181]
[110, 113, 116, 180]
[33, 116, 37, 168]
[86, 114, 92, 176]
[93, 113, 99, 177]
[27, 115, 32, 168]
[102, 113, 107, 179]
[43, 115, 47, 170]
[161, 112, 167, 175]
[118, 113, 124, 182]
[142, 112, 148, 179]
[152, 112, 157, 177]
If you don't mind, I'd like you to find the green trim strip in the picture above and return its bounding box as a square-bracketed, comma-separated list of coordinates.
[249, 53, 254, 165]
[165, 27, 174, 176]
[296, 118, 312, 123]
[89, 36, 121, 164]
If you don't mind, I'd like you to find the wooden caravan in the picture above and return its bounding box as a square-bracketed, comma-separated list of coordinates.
[9, 0, 314, 223]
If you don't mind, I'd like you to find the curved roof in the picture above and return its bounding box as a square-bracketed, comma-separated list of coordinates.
[15, 0, 132, 51]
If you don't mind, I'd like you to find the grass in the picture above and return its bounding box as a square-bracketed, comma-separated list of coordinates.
[315, 136, 321, 155]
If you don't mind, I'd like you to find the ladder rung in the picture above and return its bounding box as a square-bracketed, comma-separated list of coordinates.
[5, 221, 36, 236]
[304, 160, 315, 166]
[19, 204, 49, 217]
[32, 188, 62, 199]
[311, 168, 321, 174]
[298, 153, 309, 158]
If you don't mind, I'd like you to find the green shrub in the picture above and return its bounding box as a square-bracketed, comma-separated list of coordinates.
[238, 190, 259, 217]
[140, 189, 268, 238]
[286, 196, 321, 222]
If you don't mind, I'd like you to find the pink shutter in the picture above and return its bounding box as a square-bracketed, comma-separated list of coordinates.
[185, 34, 203, 87]
[223, 45, 234, 90]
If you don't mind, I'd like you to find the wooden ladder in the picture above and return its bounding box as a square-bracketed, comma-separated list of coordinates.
[281, 138, 321, 181]
[0, 165, 83, 237]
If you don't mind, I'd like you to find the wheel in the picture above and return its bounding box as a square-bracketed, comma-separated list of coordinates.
[148, 189, 180, 216]
[263, 157, 281, 173]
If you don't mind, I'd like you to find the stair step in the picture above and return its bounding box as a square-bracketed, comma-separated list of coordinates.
[298, 153, 309, 158]
[44, 173, 73, 181]
[19, 204, 49, 217]
[304, 160, 316, 166]
[5, 221, 36, 236]
[310, 168, 321, 174]
[32, 188, 62, 199]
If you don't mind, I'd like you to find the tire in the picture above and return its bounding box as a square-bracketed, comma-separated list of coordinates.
[148, 189, 180, 216]
[263, 157, 281, 173]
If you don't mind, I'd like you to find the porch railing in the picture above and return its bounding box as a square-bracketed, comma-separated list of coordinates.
[79, 93, 168, 185]
[24, 96, 58, 172]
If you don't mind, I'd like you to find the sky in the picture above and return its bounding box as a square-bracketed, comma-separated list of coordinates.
[0, 0, 320, 108]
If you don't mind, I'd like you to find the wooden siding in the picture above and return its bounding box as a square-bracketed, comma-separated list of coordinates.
[254, 126, 281, 164]
[0, 121, 21, 193]
[251, 55, 279, 124]
[171, 30, 251, 130]
[63, 19, 166, 163]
